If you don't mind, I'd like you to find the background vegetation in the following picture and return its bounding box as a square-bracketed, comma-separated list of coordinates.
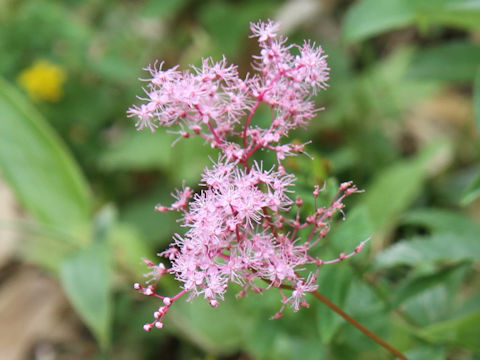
[0, 0, 479, 359]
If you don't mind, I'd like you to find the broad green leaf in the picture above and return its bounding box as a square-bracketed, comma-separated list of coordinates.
[390, 264, 465, 309]
[110, 223, 153, 276]
[451, 292, 480, 319]
[418, 311, 480, 354]
[345, 280, 385, 317]
[405, 345, 446, 360]
[401, 208, 480, 237]
[418, 0, 480, 30]
[245, 313, 326, 360]
[0, 78, 91, 234]
[406, 42, 480, 82]
[343, 0, 414, 43]
[168, 290, 253, 354]
[338, 282, 411, 357]
[329, 205, 374, 257]
[393, 258, 468, 326]
[268, 335, 327, 360]
[343, 0, 480, 43]
[316, 263, 354, 343]
[375, 233, 480, 268]
[361, 142, 444, 232]
[60, 243, 112, 349]
[243, 285, 323, 359]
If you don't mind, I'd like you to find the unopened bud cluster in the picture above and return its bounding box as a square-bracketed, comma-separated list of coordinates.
[129, 20, 365, 331]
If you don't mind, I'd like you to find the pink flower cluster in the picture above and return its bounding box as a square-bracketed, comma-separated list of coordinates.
[129, 20, 365, 331]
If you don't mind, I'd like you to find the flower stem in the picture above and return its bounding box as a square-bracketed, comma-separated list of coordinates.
[311, 290, 408, 360]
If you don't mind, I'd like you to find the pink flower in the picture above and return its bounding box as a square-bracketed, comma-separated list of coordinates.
[130, 20, 366, 330]
[250, 19, 280, 43]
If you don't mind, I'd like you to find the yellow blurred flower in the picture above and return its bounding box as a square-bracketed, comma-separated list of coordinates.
[18, 60, 66, 102]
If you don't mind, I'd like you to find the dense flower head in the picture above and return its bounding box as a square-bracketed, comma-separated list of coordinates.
[129, 20, 365, 331]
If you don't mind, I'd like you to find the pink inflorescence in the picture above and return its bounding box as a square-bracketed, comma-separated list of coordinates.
[129, 19, 366, 331]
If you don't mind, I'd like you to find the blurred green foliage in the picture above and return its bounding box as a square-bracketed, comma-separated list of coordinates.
[1, 0, 480, 359]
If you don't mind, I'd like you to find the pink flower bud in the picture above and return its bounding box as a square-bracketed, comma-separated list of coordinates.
[155, 322, 164, 329]
[155, 205, 168, 212]
[272, 312, 283, 319]
[144, 287, 154, 296]
[143, 259, 154, 267]
[300, 300, 310, 308]
[340, 181, 353, 191]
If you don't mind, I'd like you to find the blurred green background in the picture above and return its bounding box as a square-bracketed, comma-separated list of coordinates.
[0, 0, 479, 359]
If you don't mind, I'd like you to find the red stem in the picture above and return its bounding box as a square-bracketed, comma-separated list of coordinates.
[311, 290, 408, 360]
[207, 120, 223, 146]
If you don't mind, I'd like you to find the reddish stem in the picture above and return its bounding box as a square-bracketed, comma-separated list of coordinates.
[207, 120, 223, 146]
[311, 290, 407, 359]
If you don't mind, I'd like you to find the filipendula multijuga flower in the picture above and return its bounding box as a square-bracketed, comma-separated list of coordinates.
[129, 20, 367, 331]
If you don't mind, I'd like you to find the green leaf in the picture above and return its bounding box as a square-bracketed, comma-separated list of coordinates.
[110, 223, 153, 276]
[168, 290, 253, 354]
[401, 208, 480, 237]
[329, 206, 374, 257]
[361, 142, 443, 232]
[416, 0, 480, 31]
[343, 0, 480, 43]
[390, 264, 465, 309]
[406, 42, 480, 82]
[0, 78, 91, 234]
[267, 335, 327, 360]
[364, 159, 424, 231]
[60, 243, 112, 349]
[405, 345, 446, 360]
[340, 281, 411, 356]
[316, 261, 354, 343]
[343, 0, 414, 43]
[375, 233, 480, 268]
[418, 311, 480, 354]
[396, 260, 469, 326]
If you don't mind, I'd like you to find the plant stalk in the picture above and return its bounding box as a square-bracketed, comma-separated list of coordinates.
[311, 290, 408, 360]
